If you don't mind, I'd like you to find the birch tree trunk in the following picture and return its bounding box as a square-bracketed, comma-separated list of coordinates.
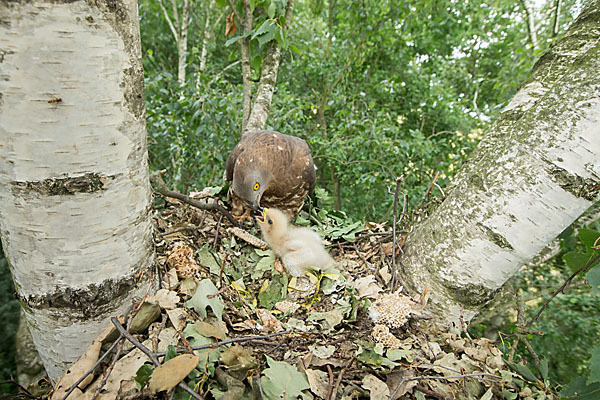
[400, 1, 600, 326]
[244, 0, 294, 134]
[0, 0, 155, 382]
[519, 0, 538, 51]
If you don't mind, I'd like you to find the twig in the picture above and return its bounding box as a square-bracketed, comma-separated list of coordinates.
[111, 318, 204, 400]
[91, 337, 126, 400]
[325, 364, 334, 400]
[160, 226, 198, 236]
[0, 380, 36, 399]
[61, 337, 122, 400]
[417, 170, 440, 209]
[391, 177, 403, 291]
[525, 252, 600, 328]
[155, 330, 290, 357]
[330, 357, 353, 400]
[414, 384, 454, 400]
[352, 242, 370, 268]
[150, 171, 238, 227]
[391, 373, 500, 399]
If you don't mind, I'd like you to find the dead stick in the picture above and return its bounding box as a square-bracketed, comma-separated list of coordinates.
[325, 364, 334, 400]
[61, 337, 122, 400]
[414, 384, 453, 400]
[418, 170, 440, 209]
[150, 171, 238, 227]
[331, 357, 353, 400]
[155, 330, 290, 357]
[111, 318, 204, 400]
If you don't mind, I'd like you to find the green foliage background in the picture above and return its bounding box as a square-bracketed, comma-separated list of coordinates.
[0, 0, 596, 395]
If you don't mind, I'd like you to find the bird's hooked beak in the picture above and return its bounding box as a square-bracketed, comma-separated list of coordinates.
[253, 206, 267, 223]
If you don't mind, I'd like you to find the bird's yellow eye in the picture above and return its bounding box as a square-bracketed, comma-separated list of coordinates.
[253, 182, 260, 191]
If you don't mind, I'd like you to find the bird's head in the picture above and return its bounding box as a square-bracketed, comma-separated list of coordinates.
[254, 207, 288, 238]
[232, 167, 271, 210]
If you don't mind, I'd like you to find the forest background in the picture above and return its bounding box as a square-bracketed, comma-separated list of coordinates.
[0, 0, 598, 396]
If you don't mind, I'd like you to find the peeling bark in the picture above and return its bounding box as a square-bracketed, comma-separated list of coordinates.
[400, 1, 600, 326]
[0, 0, 155, 381]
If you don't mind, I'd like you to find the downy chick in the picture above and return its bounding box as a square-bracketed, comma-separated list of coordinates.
[255, 208, 333, 277]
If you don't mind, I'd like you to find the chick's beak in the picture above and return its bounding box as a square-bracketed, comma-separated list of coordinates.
[253, 206, 266, 223]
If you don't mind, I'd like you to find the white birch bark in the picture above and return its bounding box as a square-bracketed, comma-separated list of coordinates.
[0, 0, 155, 382]
[400, 1, 600, 326]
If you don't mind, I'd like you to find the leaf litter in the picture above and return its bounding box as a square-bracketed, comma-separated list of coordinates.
[46, 197, 547, 400]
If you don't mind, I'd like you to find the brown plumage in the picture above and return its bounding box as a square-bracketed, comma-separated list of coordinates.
[225, 130, 316, 218]
[255, 208, 334, 277]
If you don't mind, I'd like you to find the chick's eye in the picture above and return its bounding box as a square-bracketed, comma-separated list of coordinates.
[253, 182, 260, 191]
[268, 219, 273, 225]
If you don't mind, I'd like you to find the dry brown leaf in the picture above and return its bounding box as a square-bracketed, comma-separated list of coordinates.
[256, 308, 284, 333]
[149, 354, 200, 393]
[193, 321, 226, 340]
[83, 328, 179, 398]
[354, 276, 382, 299]
[51, 322, 117, 400]
[179, 277, 198, 296]
[305, 369, 329, 399]
[162, 268, 179, 290]
[166, 308, 188, 331]
[148, 289, 180, 310]
[225, 12, 237, 36]
[362, 374, 390, 400]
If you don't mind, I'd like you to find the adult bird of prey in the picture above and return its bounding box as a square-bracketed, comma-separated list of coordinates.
[225, 130, 316, 219]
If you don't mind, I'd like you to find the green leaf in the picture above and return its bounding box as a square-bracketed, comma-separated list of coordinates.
[260, 355, 309, 400]
[267, 2, 276, 19]
[251, 20, 275, 40]
[561, 377, 600, 400]
[290, 44, 301, 55]
[252, 250, 275, 280]
[588, 344, 600, 385]
[250, 55, 263, 70]
[564, 252, 594, 274]
[129, 302, 161, 333]
[578, 228, 600, 251]
[257, 28, 276, 47]
[134, 364, 154, 390]
[164, 344, 178, 362]
[196, 245, 221, 275]
[185, 279, 225, 321]
[224, 35, 242, 47]
[258, 275, 287, 310]
[539, 358, 548, 381]
[587, 266, 600, 294]
[182, 323, 221, 375]
[506, 361, 538, 382]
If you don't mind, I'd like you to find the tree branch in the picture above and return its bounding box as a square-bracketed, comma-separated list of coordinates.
[158, 0, 179, 43]
[111, 318, 204, 400]
[525, 252, 600, 328]
[150, 171, 239, 227]
[244, 0, 295, 133]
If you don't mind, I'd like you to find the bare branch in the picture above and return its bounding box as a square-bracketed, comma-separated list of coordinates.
[158, 0, 180, 43]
